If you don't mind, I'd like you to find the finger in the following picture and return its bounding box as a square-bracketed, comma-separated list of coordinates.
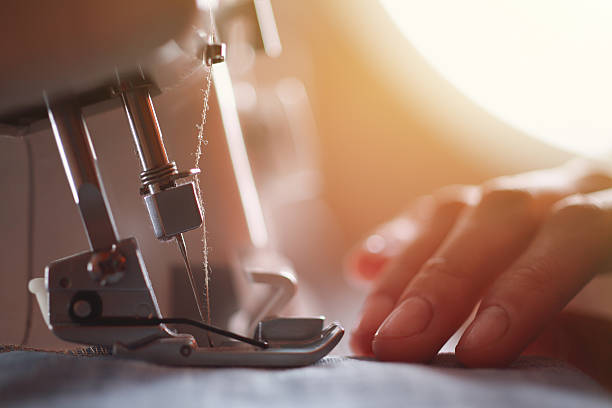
[456, 191, 612, 368]
[347, 159, 611, 282]
[371, 164, 612, 363]
[345, 215, 420, 282]
[522, 310, 612, 390]
[347, 161, 608, 282]
[372, 187, 543, 362]
[350, 188, 474, 355]
[346, 186, 475, 282]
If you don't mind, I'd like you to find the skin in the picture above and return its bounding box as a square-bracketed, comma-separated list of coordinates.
[348, 159, 612, 388]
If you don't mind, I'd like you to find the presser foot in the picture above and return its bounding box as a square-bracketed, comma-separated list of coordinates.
[113, 317, 344, 367]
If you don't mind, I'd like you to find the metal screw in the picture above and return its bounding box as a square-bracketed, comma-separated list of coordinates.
[59, 277, 71, 288]
[87, 244, 127, 285]
[72, 300, 92, 319]
[180, 345, 192, 357]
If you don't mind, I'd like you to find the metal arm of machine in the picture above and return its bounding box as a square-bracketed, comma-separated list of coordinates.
[120, 85, 171, 180]
[117, 73, 203, 241]
[46, 98, 119, 252]
[115, 72, 209, 328]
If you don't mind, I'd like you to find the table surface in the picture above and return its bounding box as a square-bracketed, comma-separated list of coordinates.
[1, 347, 611, 408]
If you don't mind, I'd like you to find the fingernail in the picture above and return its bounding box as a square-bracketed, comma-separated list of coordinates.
[351, 294, 396, 355]
[459, 305, 509, 351]
[352, 251, 389, 280]
[375, 296, 433, 339]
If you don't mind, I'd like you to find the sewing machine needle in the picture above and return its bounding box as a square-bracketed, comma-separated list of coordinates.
[175, 233, 213, 346]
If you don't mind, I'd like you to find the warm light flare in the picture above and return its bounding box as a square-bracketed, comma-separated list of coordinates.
[380, 0, 612, 158]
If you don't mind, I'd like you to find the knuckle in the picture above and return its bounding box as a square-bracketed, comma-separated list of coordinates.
[570, 159, 612, 192]
[479, 184, 534, 209]
[434, 184, 477, 203]
[408, 257, 480, 307]
[504, 265, 554, 298]
[433, 200, 468, 221]
[417, 257, 470, 290]
[550, 194, 607, 226]
[433, 185, 479, 213]
[577, 172, 612, 192]
[411, 185, 480, 222]
[504, 263, 562, 305]
[474, 184, 536, 222]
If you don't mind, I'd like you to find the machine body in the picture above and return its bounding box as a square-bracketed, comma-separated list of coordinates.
[5, 2, 343, 367]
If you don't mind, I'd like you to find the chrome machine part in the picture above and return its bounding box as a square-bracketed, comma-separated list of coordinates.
[116, 38, 225, 327]
[228, 249, 299, 335]
[114, 317, 343, 367]
[30, 1, 345, 367]
[45, 238, 171, 346]
[46, 98, 119, 251]
[116, 74, 202, 235]
[116, 73, 207, 326]
[87, 244, 127, 286]
[44, 98, 170, 345]
[38, 79, 346, 368]
[143, 182, 203, 240]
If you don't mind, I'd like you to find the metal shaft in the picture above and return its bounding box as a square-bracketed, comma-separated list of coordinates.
[119, 87, 170, 173]
[119, 82, 211, 332]
[46, 99, 119, 251]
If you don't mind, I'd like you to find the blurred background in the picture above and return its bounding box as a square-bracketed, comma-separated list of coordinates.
[3, 0, 612, 351]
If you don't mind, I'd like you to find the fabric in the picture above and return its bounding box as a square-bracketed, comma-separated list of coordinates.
[1, 348, 610, 408]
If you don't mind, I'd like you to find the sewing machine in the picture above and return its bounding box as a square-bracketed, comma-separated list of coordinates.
[0, 1, 342, 366]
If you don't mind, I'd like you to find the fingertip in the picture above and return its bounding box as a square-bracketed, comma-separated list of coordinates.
[455, 306, 518, 367]
[371, 296, 439, 363]
[350, 294, 396, 355]
[345, 231, 396, 282]
[346, 249, 389, 281]
[349, 330, 375, 356]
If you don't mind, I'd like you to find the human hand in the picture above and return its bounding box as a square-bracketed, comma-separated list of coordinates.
[348, 160, 612, 370]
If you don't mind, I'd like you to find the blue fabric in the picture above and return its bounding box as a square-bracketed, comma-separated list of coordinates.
[1, 350, 610, 408]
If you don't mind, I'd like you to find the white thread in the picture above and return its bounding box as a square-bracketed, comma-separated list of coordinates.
[193, 2, 216, 328]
